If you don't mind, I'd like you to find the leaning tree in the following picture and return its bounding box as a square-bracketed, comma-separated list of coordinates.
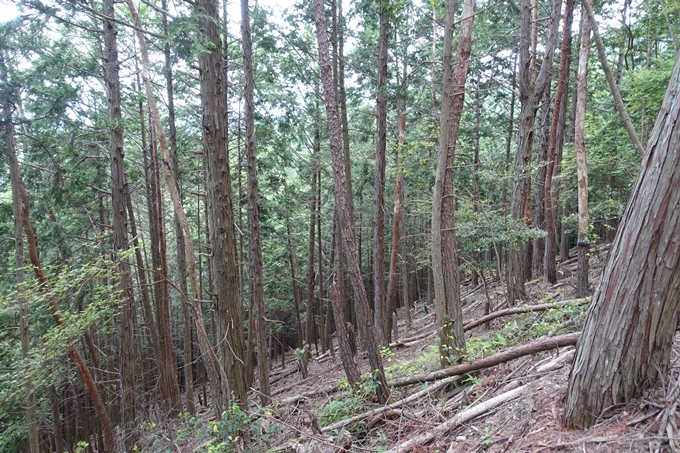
[564, 53, 680, 429]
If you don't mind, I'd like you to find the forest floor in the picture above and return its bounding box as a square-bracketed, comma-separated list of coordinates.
[147, 243, 680, 453]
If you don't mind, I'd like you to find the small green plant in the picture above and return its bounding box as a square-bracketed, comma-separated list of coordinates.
[320, 395, 362, 426]
[380, 345, 395, 362]
[481, 426, 494, 446]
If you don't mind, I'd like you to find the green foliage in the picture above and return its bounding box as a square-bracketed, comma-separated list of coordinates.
[172, 406, 278, 453]
[319, 395, 363, 427]
[384, 345, 439, 380]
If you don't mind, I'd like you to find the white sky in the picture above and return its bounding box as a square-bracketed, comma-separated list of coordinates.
[0, 1, 19, 23]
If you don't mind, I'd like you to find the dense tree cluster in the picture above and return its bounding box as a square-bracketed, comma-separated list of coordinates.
[0, 0, 676, 450]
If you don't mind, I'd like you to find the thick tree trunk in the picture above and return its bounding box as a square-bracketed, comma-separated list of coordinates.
[507, 0, 561, 304]
[313, 0, 390, 404]
[545, 0, 574, 284]
[3, 79, 40, 453]
[194, 0, 248, 408]
[432, 0, 475, 368]
[102, 0, 136, 444]
[564, 53, 680, 430]
[328, 283, 362, 389]
[241, 0, 270, 406]
[574, 11, 591, 298]
[373, 0, 390, 346]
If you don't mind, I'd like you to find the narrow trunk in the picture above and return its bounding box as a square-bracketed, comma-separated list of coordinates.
[241, 0, 270, 406]
[287, 222, 304, 348]
[432, 0, 475, 368]
[102, 0, 136, 443]
[575, 11, 591, 298]
[162, 0, 193, 414]
[3, 76, 40, 453]
[545, 0, 574, 284]
[148, 122, 181, 415]
[313, 0, 390, 403]
[373, 0, 390, 346]
[581, 0, 644, 158]
[507, 0, 562, 304]
[126, 0, 231, 416]
[305, 164, 318, 352]
[532, 87, 551, 277]
[386, 112, 407, 342]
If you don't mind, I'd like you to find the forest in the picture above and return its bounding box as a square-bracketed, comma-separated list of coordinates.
[1, 0, 680, 451]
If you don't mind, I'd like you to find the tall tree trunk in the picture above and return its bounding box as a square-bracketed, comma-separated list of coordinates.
[193, 0, 248, 408]
[564, 49, 680, 431]
[148, 122, 181, 416]
[532, 87, 551, 278]
[2, 70, 40, 453]
[161, 0, 193, 415]
[545, 0, 574, 284]
[373, 0, 390, 346]
[305, 160, 318, 352]
[102, 0, 136, 444]
[241, 0, 270, 406]
[507, 0, 561, 304]
[386, 112, 406, 343]
[574, 11, 591, 298]
[337, 0, 354, 232]
[287, 222, 304, 349]
[432, 0, 475, 368]
[126, 0, 231, 417]
[313, 0, 390, 404]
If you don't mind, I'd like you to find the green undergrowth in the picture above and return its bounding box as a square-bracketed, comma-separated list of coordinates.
[465, 299, 587, 360]
[137, 404, 279, 453]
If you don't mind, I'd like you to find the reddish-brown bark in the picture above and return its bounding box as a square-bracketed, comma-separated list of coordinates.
[565, 53, 680, 429]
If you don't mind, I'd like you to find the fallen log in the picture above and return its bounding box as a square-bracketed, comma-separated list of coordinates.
[389, 328, 435, 348]
[387, 332, 580, 388]
[386, 383, 529, 453]
[321, 375, 462, 433]
[463, 298, 589, 332]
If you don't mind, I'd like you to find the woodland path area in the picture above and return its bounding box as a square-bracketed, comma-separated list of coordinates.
[153, 243, 680, 453]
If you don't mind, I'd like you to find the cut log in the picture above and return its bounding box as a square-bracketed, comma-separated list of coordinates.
[463, 298, 588, 332]
[388, 332, 579, 388]
[386, 383, 529, 453]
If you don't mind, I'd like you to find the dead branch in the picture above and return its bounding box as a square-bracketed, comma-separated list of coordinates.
[321, 375, 462, 433]
[463, 298, 589, 332]
[386, 383, 529, 453]
[388, 332, 580, 388]
[389, 327, 435, 347]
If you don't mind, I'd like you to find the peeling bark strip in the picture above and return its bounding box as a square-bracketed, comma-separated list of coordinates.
[564, 53, 680, 429]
